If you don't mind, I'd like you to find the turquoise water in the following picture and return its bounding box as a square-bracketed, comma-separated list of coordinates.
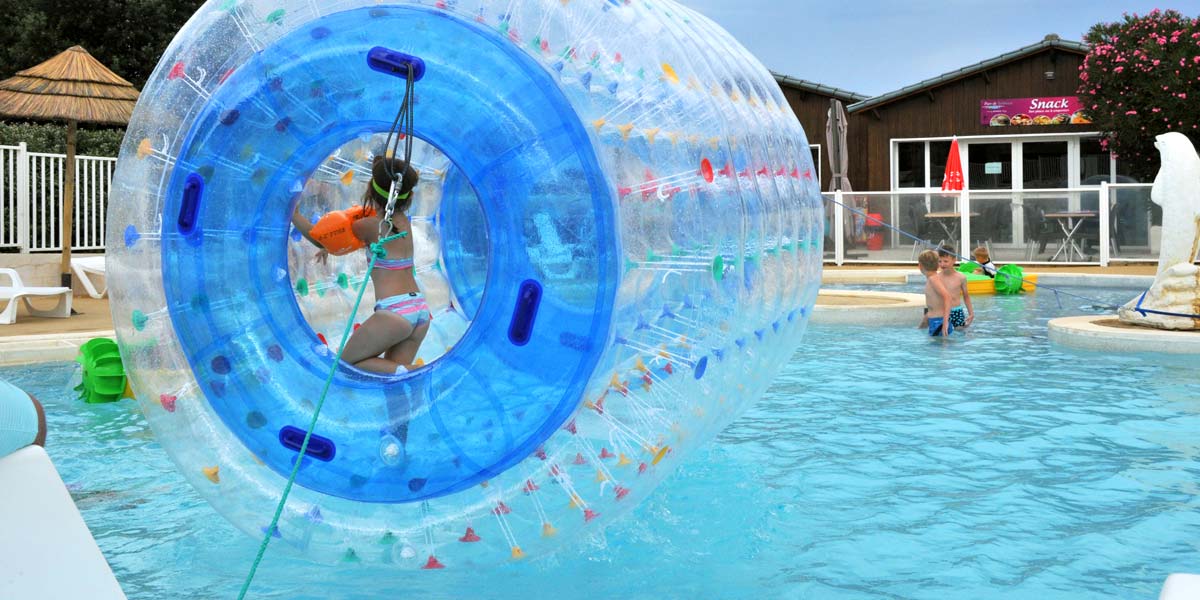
[3, 285, 1199, 599]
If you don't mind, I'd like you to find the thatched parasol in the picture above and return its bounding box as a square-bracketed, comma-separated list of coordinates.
[0, 46, 138, 288]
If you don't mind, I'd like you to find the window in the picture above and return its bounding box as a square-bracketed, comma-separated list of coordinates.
[967, 143, 1012, 190]
[894, 135, 1113, 191]
[810, 145, 823, 187]
[1022, 141, 1068, 189]
[928, 141, 952, 188]
[897, 142, 925, 188]
[1116, 156, 1150, 184]
[1079, 137, 1111, 184]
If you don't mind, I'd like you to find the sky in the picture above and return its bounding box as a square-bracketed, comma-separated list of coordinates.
[679, 0, 1200, 96]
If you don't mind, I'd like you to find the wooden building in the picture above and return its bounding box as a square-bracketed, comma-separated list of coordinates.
[771, 35, 1159, 262]
[773, 73, 866, 192]
[773, 35, 1140, 193]
[842, 35, 1119, 193]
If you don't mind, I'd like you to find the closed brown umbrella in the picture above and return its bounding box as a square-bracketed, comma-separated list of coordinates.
[824, 98, 852, 194]
[825, 98, 856, 249]
[0, 46, 138, 288]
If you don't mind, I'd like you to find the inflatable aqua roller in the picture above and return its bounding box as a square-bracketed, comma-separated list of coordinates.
[107, 0, 823, 567]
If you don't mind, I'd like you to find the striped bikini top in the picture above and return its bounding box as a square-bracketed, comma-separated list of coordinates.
[373, 226, 413, 271]
[374, 256, 414, 271]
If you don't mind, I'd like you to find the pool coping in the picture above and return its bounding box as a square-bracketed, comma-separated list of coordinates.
[824, 269, 1155, 290]
[1048, 316, 1200, 354]
[811, 290, 925, 327]
[0, 330, 115, 366]
[0, 273, 1162, 365]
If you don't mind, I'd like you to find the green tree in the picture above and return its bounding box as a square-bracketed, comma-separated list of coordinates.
[0, 121, 125, 156]
[0, 0, 204, 154]
[1079, 9, 1200, 180]
[0, 0, 204, 88]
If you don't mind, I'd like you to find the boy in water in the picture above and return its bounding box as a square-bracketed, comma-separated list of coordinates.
[937, 248, 974, 329]
[918, 249, 954, 337]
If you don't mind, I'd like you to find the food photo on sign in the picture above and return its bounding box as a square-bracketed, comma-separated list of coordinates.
[981, 96, 1092, 126]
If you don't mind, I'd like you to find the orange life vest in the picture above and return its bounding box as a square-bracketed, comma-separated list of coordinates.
[309, 205, 376, 255]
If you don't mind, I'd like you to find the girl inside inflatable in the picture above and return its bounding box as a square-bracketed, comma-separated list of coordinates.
[292, 157, 427, 374]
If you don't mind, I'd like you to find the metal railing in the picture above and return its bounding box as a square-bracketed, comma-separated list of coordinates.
[822, 183, 1156, 267]
[0, 140, 1162, 266]
[0, 143, 116, 253]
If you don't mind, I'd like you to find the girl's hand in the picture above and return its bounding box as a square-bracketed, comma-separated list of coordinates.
[315, 248, 330, 265]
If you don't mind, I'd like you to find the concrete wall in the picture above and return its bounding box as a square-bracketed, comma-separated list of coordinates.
[0, 253, 103, 295]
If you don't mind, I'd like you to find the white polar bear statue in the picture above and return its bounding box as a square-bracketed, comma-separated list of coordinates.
[1117, 132, 1200, 330]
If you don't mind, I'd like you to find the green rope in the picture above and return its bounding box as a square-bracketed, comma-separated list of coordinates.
[237, 231, 407, 599]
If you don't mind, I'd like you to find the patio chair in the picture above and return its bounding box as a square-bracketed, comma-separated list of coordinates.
[970, 202, 1010, 256]
[1109, 191, 1144, 256]
[1023, 206, 1065, 261]
[70, 256, 107, 299]
[1076, 218, 1103, 258]
[1081, 175, 1144, 257]
[0, 268, 72, 325]
[906, 203, 947, 259]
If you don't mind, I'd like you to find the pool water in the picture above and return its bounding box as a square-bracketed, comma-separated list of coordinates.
[4, 285, 1198, 599]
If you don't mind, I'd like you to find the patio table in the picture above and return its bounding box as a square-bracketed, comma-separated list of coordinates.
[923, 211, 979, 251]
[1044, 211, 1099, 262]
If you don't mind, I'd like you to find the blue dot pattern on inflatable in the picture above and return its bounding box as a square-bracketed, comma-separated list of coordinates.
[108, 0, 823, 566]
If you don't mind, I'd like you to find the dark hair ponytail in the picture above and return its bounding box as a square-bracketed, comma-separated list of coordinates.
[364, 156, 419, 213]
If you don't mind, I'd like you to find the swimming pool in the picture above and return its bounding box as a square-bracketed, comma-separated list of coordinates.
[4, 284, 1197, 599]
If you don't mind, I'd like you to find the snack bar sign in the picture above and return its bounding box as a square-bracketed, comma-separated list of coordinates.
[981, 97, 1091, 126]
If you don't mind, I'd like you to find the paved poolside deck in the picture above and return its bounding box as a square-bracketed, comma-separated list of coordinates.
[0, 263, 1165, 364]
[825, 264, 1158, 275]
[0, 297, 114, 366]
[0, 297, 114, 338]
[817, 292, 907, 306]
[0, 265, 1160, 338]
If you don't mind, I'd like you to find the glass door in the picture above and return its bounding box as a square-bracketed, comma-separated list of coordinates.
[1021, 141, 1068, 189]
[965, 142, 1015, 260]
[966, 142, 1013, 190]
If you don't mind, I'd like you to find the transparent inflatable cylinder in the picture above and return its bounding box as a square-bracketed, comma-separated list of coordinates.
[108, 0, 823, 567]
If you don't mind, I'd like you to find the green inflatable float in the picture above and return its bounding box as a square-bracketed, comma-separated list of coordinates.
[75, 338, 132, 403]
[956, 262, 1029, 296]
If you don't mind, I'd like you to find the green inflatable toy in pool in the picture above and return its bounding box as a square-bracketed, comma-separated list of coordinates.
[958, 262, 1032, 296]
[75, 338, 132, 403]
[993, 264, 1027, 295]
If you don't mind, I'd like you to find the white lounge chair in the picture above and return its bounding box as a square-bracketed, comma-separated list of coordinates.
[70, 256, 108, 299]
[0, 268, 72, 325]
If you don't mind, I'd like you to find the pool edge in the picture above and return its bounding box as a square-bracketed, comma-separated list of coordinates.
[0, 330, 115, 366]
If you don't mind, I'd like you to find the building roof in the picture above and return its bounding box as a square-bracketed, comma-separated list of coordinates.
[846, 35, 1089, 114]
[772, 72, 869, 103]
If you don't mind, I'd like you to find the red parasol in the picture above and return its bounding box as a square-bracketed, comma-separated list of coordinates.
[941, 137, 964, 191]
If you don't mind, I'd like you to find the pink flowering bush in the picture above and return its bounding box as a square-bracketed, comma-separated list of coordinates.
[1079, 9, 1200, 179]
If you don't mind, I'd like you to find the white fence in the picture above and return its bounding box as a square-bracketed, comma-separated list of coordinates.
[0, 143, 116, 253]
[0, 141, 1162, 267]
[822, 183, 1157, 267]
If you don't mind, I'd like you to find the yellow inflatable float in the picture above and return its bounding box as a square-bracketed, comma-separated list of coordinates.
[960, 264, 1037, 296]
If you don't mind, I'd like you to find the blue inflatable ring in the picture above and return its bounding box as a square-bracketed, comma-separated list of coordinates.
[160, 7, 616, 502]
[109, 0, 823, 566]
